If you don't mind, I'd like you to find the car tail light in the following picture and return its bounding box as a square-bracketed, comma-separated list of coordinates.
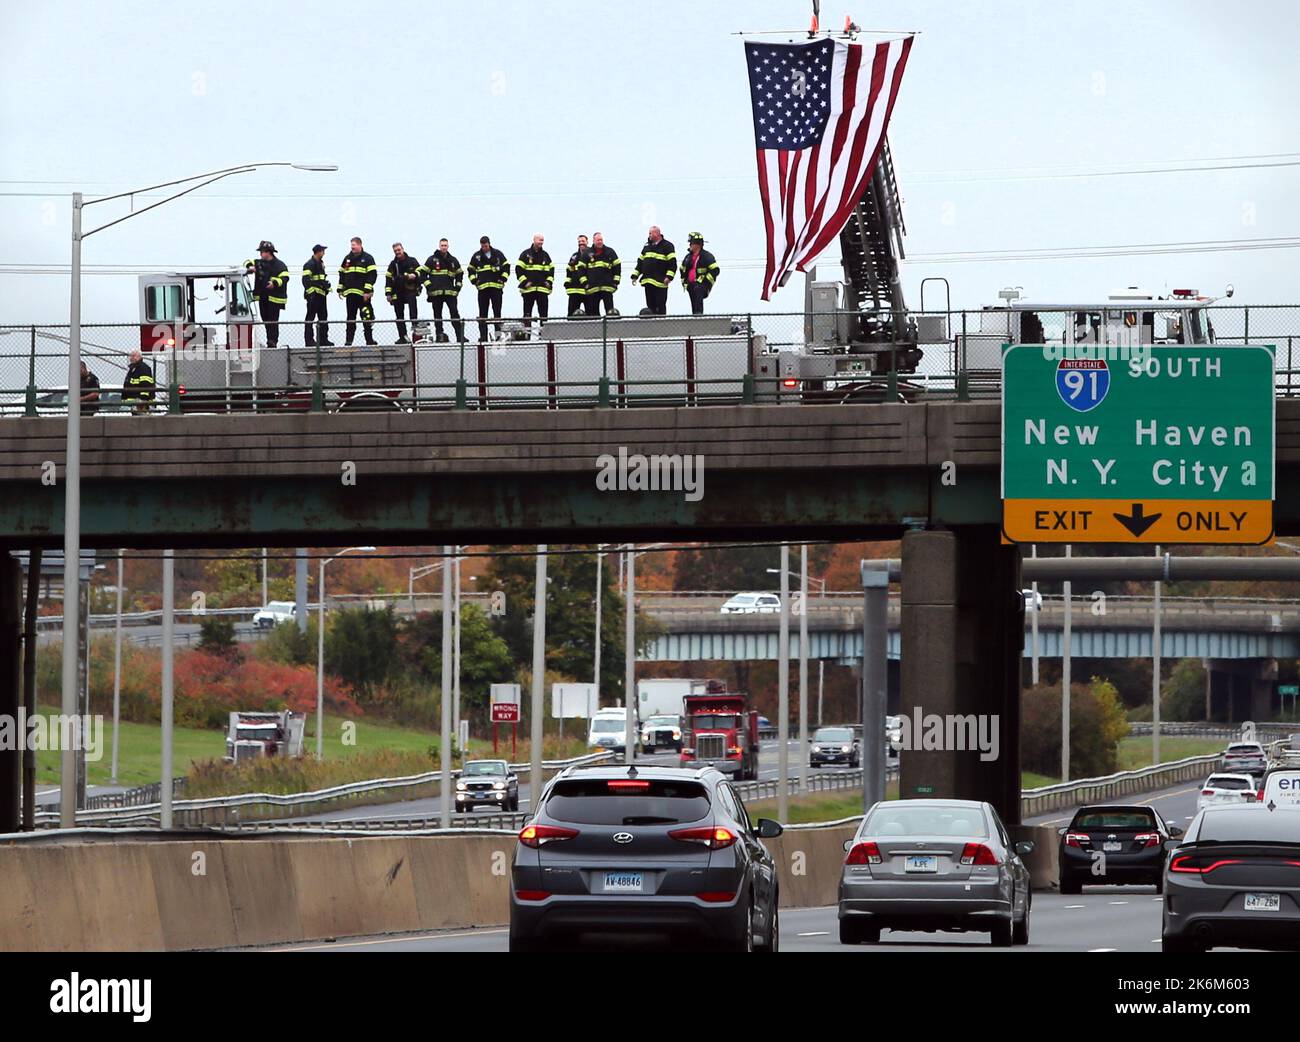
[669, 826, 737, 849]
[518, 824, 579, 848]
[606, 780, 649, 791]
[1169, 855, 1244, 874]
[695, 891, 736, 903]
[1201, 789, 1215, 796]
[845, 841, 882, 865]
[514, 889, 550, 901]
[177, 384, 186, 396]
[1257, 790, 1264, 803]
[960, 843, 999, 866]
[1134, 832, 1160, 848]
[1063, 832, 1090, 848]
[782, 378, 798, 388]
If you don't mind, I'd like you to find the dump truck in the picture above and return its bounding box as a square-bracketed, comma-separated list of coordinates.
[680, 686, 760, 781]
[224, 711, 306, 763]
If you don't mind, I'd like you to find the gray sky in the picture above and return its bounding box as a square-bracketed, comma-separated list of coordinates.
[3, 0, 1298, 325]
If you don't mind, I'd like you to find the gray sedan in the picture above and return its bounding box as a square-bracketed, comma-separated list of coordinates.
[838, 798, 1033, 946]
[1162, 805, 1300, 952]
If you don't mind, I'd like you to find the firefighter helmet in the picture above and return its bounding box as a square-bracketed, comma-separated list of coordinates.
[258, 240, 277, 254]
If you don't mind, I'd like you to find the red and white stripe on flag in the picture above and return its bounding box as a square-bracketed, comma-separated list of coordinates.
[748, 35, 913, 300]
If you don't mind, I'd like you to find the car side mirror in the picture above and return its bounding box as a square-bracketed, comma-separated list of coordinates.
[1015, 841, 1034, 857]
[842, 838, 855, 852]
[1057, 826, 1068, 836]
[1163, 838, 1181, 853]
[1169, 826, 1184, 838]
[755, 818, 783, 839]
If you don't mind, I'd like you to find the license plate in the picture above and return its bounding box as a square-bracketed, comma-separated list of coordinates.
[603, 872, 643, 893]
[1103, 841, 1122, 852]
[904, 855, 937, 873]
[1245, 893, 1280, 912]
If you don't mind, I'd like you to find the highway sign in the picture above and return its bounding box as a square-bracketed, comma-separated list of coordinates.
[490, 683, 521, 723]
[1002, 345, 1274, 544]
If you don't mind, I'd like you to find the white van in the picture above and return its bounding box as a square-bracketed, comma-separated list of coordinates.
[588, 707, 632, 754]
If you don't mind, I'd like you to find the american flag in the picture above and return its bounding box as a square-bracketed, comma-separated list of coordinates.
[745, 36, 913, 300]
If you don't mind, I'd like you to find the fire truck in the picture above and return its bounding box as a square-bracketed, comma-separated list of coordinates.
[223, 711, 306, 764]
[680, 683, 761, 781]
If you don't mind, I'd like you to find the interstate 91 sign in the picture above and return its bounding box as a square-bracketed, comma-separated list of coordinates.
[1001, 344, 1275, 545]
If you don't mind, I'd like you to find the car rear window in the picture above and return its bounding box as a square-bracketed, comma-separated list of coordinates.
[1072, 809, 1156, 829]
[545, 779, 711, 826]
[1226, 745, 1263, 755]
[1207, 776, 1252, 790]
[863, 803, 988, 838]
[1195, 808, 1300, 843]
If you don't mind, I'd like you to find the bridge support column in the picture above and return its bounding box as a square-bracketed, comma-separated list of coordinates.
[900, 527, 1024, 824]
[0, 555, 20, 832]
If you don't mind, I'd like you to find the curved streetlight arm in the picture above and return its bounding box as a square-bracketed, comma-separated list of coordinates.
[82, 168, 255, 239]
[85, 161, 336, 207]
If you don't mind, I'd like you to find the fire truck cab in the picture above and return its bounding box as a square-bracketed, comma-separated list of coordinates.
[680, 685, 760, 781]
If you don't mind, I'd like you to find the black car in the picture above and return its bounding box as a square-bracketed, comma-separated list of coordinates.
[810, 726, 861, 768]
[455, 759, 519, 812]
[1058, 804, 1182, 894]
[1162, 806, 1300, 952]
[509, 763, 782, 951]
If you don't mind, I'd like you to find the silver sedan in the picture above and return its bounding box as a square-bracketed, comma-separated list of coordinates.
[838, 798, 1033, 946]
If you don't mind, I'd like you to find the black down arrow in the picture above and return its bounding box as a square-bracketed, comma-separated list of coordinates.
[1113, 503, 1162, 538]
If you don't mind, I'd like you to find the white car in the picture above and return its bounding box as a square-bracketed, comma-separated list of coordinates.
[1021, 588, 1043, 612]
[253, 601, 297, 629]
[720, 592, 782, 615]
[1197, 773, 1258, 811]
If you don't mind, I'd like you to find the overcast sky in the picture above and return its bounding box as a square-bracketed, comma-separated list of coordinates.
[3, 0, 1298, 326]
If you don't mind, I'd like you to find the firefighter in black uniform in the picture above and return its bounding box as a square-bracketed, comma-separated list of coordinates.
[385, 242, 422, 344]
[122, 349, 156, 414]
[632, 226, 675, 315]
[244, 240, 290, 347]
[583, 231, 621, 316]
[516, 233, 555, 328]
[564, 235, 589, 317]
[338, 237, 378, 347]
[421, 238, 467, 343]
[301, 244, 333, 347]
[467, 235, 510, 342]
[680, 232, 720, 315]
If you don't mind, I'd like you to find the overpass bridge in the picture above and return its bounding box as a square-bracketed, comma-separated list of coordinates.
[3, 378, 1300, 829]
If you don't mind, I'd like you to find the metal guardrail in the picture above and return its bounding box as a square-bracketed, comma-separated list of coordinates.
[31, 751, 615, 829]
[1127, 721, 1299, 739]
[1018, 754, 1222, 817]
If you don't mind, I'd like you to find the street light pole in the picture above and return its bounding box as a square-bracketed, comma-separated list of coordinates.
[593, 546, 603, 702]
[778, 544, 790, 822]
[624, 544, 636, 765]
[316, 545, 375, 759]
[453, 546, 461, 745]
[160, 550, 174, 829]
[531, 546, 548, 802]
[58, 161, 337, 826]
[111, 548, 123, 784]
[441, 545, 454, 829]
[798, 544, 809, 795]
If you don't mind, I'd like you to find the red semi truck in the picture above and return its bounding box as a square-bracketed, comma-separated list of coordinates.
[680, 687, 760, 781]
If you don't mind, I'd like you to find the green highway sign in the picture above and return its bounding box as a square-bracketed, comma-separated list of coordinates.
[1002, 345, 1275, 544]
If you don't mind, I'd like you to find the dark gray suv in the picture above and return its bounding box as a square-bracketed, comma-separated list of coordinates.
[509, 763, 783, 951]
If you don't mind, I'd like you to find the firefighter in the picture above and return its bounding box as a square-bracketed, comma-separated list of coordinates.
[301, 244, 333, 347]
[583, 231, 621, 317]
[385, 242, 423, 344]
[468, 235, 509, 343]
[564, 235, 589, 317]
[337, 237, 378, 347]
[244, 240, 290, 348]
[680, 232, 720, 315]
[122, 349, 156, 414]
[421, 237, 467, 343]
[516, 233, 554, 328]
[631, 226, 675, 315]
[79, 360, 100, 416]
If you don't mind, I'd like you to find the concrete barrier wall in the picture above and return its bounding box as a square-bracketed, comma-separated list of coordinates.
[0, 823, 1062, 951]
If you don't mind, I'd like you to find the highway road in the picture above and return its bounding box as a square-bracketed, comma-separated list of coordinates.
[296, 738, 885, 822]
[248, 778, 1225, 953]
[262, 890, 1167, 953]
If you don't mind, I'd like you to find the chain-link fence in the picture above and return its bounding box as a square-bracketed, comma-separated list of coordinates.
[2, 304, 1297, 415]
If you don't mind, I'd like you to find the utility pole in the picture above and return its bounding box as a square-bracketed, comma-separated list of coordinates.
[453, 546, 461, 744]
[440, 545, 454, 829]
[624, 544, 636, 765]
[111, 549, 123, 784]
[531, 546, 548, 803]
[778, 545, 790, 821]
[1029, 544, 1039, 686]
[593, 546, 603, 701]
[861, 562, 888, 813]
[160, 550, 175, 829]
[1062, 545, 1072, 782]
[1153, 544, 1162, 766]
[798, 544, 809, 794]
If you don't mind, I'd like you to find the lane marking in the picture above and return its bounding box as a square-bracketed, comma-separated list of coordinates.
[797, 931, 829, 937]
[1108, 901, 1129, 905]
[272, 927, 508, 951]
[1063, 904, 1085, 909]
[1089, 947, 1117, 952]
